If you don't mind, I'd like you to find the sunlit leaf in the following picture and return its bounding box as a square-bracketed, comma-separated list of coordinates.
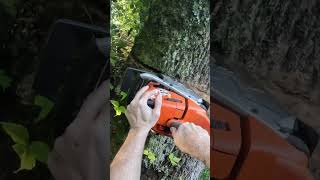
[169, 153, 180, 166]
[118, 106, 126, 113]
[115, 109, 122, 116]
[0, 122, 29, 145]
[143, 149, 156, 163]
[143, 149, 149, 155]
[110, 100, 119, 108]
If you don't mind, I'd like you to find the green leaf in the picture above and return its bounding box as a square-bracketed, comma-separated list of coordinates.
[148, 153, 156, 162]
[143, 149, 149, 155]
[12, 143, 27, 159]
[34, 95, 54, 123]
[0, 70, 13, 92]
[173, 156, 181, 162]
[171, 161, 177, 166]
[143, 149, 156, 163]
[169, 153, 180, 166]
[15, 149, 36, 172]
[29, 141, 50, 164]
[118, 106, 126, 113]
[120, 91, 128, 101]
[114, 106, 126, 116]
[200, 168, 210, 180]
[0, 122, 29, 145]
[115, 108, 122, 116]
[110, 100, 119, 108]
[110, 84, 114, 90]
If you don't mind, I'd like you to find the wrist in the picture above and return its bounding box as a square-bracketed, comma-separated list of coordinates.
[129, 127, 150, 136]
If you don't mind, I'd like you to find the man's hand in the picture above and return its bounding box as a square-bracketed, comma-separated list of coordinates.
[48, 80, 109, 180]
[111, 86, 162, 180]
[171, 122, 210, 168]
[125, 85, 162, 133]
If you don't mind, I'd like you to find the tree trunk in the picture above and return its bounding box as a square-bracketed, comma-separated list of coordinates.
[211, 0, 320, 128]
[211, 0, 320, 179]
[129, 0, 210, 179]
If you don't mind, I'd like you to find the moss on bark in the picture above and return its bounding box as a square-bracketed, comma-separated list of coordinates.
[130, 0, 210, 179]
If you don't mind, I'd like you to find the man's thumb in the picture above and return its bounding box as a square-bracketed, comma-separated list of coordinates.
[170, 127, 177, 137]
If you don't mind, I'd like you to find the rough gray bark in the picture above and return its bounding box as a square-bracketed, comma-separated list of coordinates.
[132, 0, 210, 101]
[211, 0, 320, 127]
[129, 0, 210, 179]
[211, 0, 320, 179]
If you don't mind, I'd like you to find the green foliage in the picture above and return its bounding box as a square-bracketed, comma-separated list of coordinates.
[0, 122, 29, 145]
[143, 149, 156, 163]
[120, 91, 128, 101]
[110, 85, 128, 116]
[29, 141, 50, 164]
[34, 95, 54, 123]
[111, 0, 150, 66]
[110, 100, 126, 116]
[0, 70, 13, 92]
[0, 122, 50, 172]
[0, 0, 18, 16]
[168, 153, 181, 166]
[13, 145, 36, 172]
[200, 168, 210, 180]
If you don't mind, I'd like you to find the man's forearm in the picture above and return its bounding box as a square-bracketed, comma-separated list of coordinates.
[110, 128, 149, 180]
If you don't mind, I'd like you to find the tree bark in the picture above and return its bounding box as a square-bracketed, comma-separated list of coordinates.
[129, 0, 210, 179]
[211, 0, 320, 179]
[211, 0, 320, 128]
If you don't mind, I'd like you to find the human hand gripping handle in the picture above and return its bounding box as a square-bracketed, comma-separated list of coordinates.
[125, 85, 162, 133]
[110, 86, 162, 180]
[170, 122, 210, 168]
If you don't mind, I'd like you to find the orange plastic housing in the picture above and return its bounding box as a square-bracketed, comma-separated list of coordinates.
[211, 100, 313, 180]
[147, 82, 210, 136]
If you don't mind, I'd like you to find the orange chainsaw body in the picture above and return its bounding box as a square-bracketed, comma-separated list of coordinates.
[211, 100, 314, 180]
[147, 82, 210, 136]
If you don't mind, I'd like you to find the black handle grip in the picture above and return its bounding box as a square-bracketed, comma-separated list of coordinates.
[147, 99, 155, 109]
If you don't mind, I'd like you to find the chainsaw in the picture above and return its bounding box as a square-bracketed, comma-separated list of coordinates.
[121, 67, 210, 136]
[211, 65, 319, 180]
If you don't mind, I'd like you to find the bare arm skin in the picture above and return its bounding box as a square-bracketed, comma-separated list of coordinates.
[171, 123, 210, 168]
[110, 86, 162, 180]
